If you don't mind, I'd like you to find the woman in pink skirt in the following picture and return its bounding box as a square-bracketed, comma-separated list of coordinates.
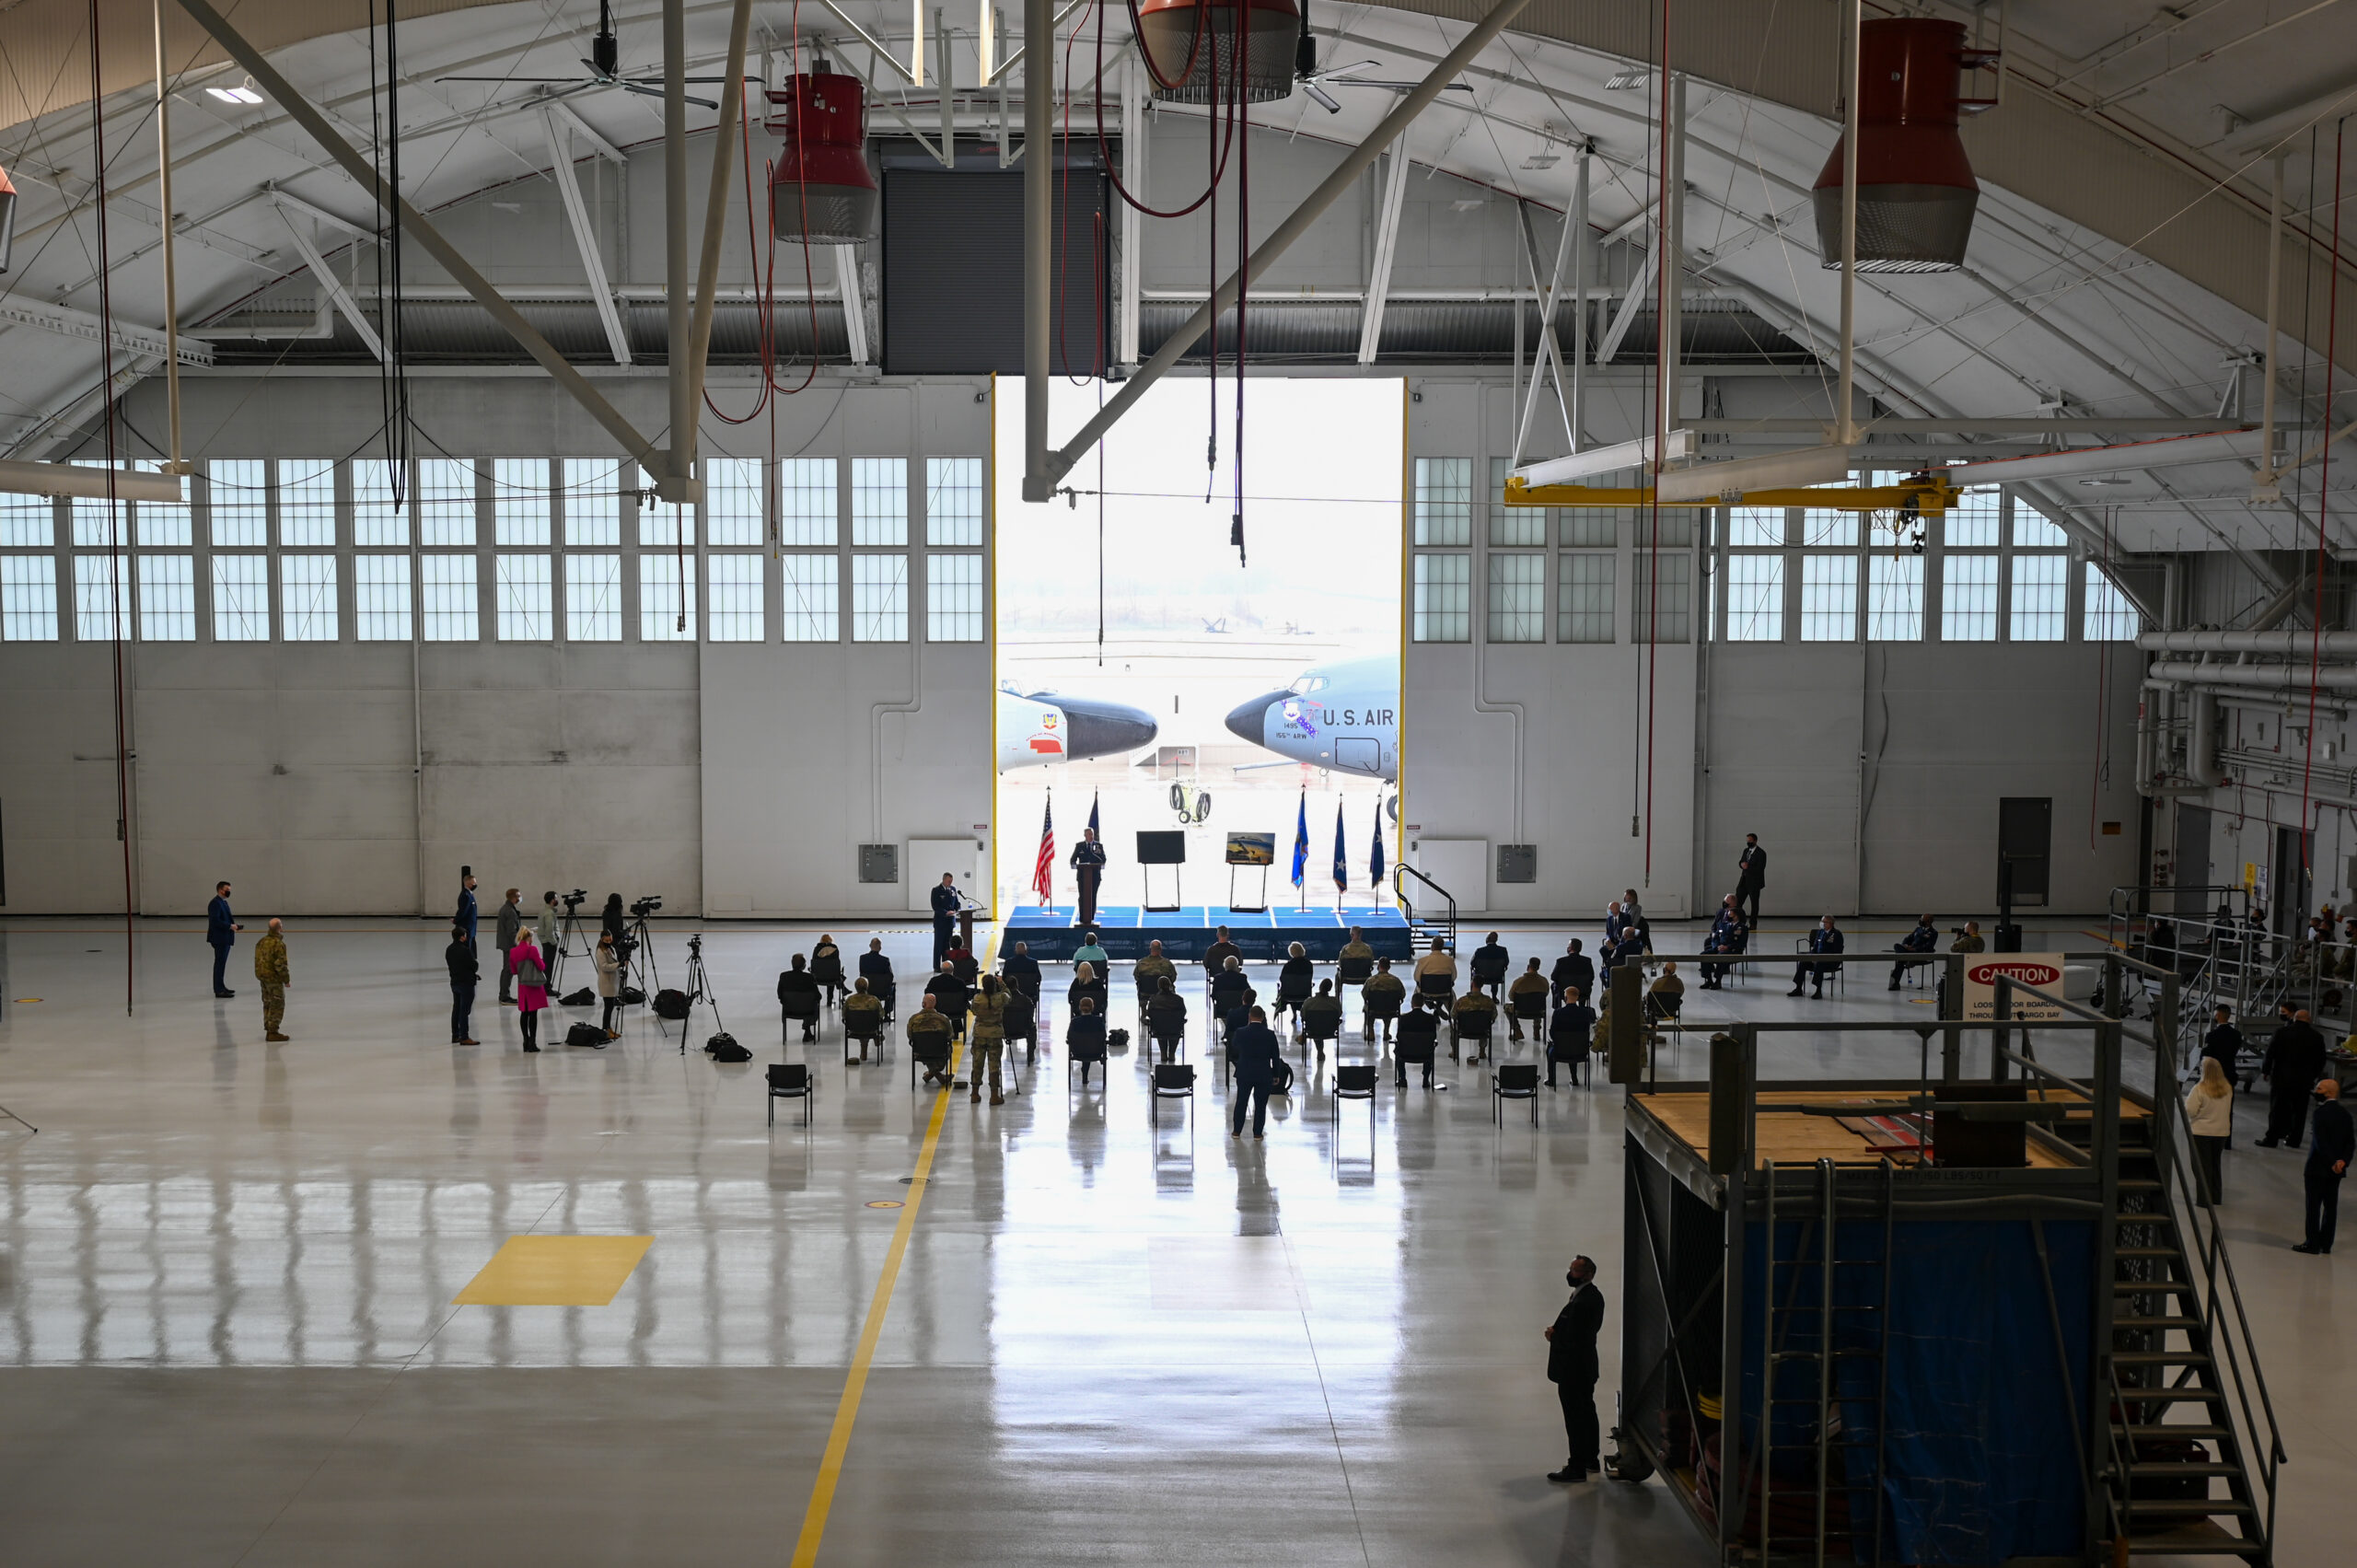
[511, 933, 549, 1051]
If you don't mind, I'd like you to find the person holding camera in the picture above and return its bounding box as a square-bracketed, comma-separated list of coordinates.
[538, 892, 561, 987]
[595, 931, 624, 1038]
[494, 889, 524, 1005]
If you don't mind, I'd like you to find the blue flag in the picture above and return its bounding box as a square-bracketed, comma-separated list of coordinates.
[1369, 805, 1387, 887]
[1331, 799, 1348, 892]
[1087, 792, 1100, 837]
[1290, 791, 1309, 889]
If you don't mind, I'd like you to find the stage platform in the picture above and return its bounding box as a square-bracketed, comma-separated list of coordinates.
[1002, 905, 1413, 963]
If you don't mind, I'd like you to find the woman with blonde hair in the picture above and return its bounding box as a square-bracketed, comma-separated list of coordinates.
[2185, 1055, 2235, 1203]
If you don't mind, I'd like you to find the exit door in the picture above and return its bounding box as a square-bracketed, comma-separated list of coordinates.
[1999, 797, 2052, 908]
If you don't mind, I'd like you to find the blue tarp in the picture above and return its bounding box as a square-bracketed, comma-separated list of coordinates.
[1738, 1217, 2095, 1564]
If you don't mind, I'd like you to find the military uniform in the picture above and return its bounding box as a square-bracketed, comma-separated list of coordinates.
[253, 930, 290, 1040]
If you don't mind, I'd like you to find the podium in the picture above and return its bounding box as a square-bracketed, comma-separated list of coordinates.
[959, 908, 975, 952]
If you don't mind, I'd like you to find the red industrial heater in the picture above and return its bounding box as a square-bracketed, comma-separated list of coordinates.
[765, 72, 878, 245]
[1135, 0, 1301, 103]
[1811, 17, 1999, 273]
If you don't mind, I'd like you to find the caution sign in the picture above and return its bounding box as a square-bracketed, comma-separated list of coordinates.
[1963, 956, 2068, 1023]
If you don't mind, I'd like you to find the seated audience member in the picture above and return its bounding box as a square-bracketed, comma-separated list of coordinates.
[1548, 987, 1596, 1088]
[1001, 940, 1042, 999]
[859, 938, 897, 1017]
[1067, 997, 1108, 1086]
[1132, 940, 1178, 1007]
[1470, 932, 1510, 1000]
[1068, 959, 1109, 1020]
[1507, 958, 1550, 1040]
[777, 956, 822, 1042]
[1361, 957, 1406, 1041]
[1144, 978, 1188, 1063]
[1300, 978, 1344, 1047]
[907, 994, 955, 1086]
[842, 976, 885, 1060]
[1202, 927, 1241, 979]
[1275, 942, 1315, 1029]
[1395, 997, 1441, 1088]
[1452, 986, 1500, 1056]
[1791, 914, 1844, 998]
[1889, 913, 1939, 990]
[1551, 939, 1595, 1005]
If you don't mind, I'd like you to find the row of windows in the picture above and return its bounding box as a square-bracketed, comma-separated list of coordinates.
[1414, 551, 1694, 644]
[0, 552, 985, 645]
[0, 456, 987, 551]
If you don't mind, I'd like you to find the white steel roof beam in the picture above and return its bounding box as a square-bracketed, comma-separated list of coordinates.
[540, 112, 633, 366]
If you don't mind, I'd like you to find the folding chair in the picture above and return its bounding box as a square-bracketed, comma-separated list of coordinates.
[1151, 1062, 1196, 1129]
[1301, 1010, 1343, 1055]
[766, 1062, 814, 1127]
[1068, 1036, 1108, 1090]
[909, 1046, 951, 1089]
[779, 994, 820, 1046]
[1492, 1062, 1539, 1125]
[1333, 1063, 1378, 1131]
[1509, 989, 1548, 1044]
[1362, 989, 1401, 1043]
[843, 1011, 886, 1064]
[1453, 1009, 1498, 1064]
[1414, 972, 1455, 1010]
[1396, 1036, 1440, 1091]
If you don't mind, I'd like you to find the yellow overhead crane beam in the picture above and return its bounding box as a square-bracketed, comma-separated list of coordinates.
[1500, 473, 1963, 513]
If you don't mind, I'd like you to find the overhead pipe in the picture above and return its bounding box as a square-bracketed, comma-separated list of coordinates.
[2186, 687, 2228, 788]
[2138, 629, 2357, 656]
[2149, 659, 2357, 693]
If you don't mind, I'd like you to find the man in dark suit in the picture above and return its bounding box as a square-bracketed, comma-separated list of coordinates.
[1069, 827, 1107, 927]
[2258, 1006, 2327, 1147]
[1228, 1005, 1283, 1139]
[2297, 1078, 2352, 1254]
[1550, 939, 1594, 1006]
[1736, 833, 1767, 929]
[1545, 1255, 1607, 1482]
[859, 937, 898, 1019]
[930, 874, 960, 967]
[455, 866, 479, 950]
[1000, 940, 1041, 1002]
[205, 881, 241, 997]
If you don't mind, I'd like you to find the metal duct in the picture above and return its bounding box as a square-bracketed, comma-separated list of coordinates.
[2138, 629, 2357, 656]
[2187, 689, 2227, 787]
[2148, 659, 2357, 691]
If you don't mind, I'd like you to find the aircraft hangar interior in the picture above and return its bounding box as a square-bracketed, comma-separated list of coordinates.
[0, 0, 2351, 1562]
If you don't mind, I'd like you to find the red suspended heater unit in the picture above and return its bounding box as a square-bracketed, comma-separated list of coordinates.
[1136, 0, 1300, 104]
[764, 73, 878, 245]
[1811, 17, 1999, 273]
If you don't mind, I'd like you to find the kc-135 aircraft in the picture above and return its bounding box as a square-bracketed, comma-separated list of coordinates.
[1223, 655, 1399, 784]
[997, 688, 1161, 772]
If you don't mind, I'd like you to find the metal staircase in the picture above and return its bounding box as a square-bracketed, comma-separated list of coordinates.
[1393, 864, 1457, 955]
[2098, 1108, 2283, 1560]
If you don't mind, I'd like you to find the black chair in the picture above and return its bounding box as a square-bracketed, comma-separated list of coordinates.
[1891, 955, 1935, 990]
[842, 1008, 887, 1063]
[1301, 1007, 1343, 1053]
[779, 993, 821, 1044]
[1333, 1063, 1377, 1130]
[1792, 938, 1846, 992]
[908, 1040, 952, 1089]
[767, 1062, 813, 1127]
[1414, 971, 1455, 1008]
[1068, 1034, 1108, 1090]
[872, 978, 899, 1021]
[1337, 954, 1374, 989]
[1004, 997, 1040, 1060]
[1492, 1062, 1539, 1125]
[1396, 1033, 1439, 1090]
[1453, 1008, 1497, 1063]
[1151, 1062, 1196, 1129]
[1363, 988, 1401, 1041]
[810, 950, 845, 1005]
[1509, 988, 1548, 1040]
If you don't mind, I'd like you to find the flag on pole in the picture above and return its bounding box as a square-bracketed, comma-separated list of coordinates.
[1369, 804, 1387, 889]
[1087, 791, 1101, 838]
[1031, 794, 1055, 906]
[1331, 798, 1348, 893]
[1289, 790, 1309, 889]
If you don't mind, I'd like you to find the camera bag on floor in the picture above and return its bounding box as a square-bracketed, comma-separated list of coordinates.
[704, 1033, 749, 1063]
[654, 987, 693, 1020]
[565, 1021, 609, 1050]
[1107, 1027, 1131, 1051]
[621, 985, 646, 1005]
[560, 987, 595, 1007]
[1270, 1057, 1295, 1095]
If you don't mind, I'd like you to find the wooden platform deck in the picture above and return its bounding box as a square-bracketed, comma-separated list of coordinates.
[1633, 1086, 2147, 1171]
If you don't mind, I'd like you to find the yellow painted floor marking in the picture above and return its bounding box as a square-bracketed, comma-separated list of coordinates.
[451, 1235, 654, 1306]
[786, 926, 995, 1568]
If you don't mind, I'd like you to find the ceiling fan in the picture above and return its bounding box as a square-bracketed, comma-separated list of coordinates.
[436, 0, 726, 109]
[1293, 4, 1473, 113]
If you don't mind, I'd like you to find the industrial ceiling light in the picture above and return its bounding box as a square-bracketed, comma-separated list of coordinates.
[1512, 430, 1698, 491]
[765, 73, 878, 245]
[1945, 428, 2265, 487]
[1604, 66, 1649, 89]
[1140, 0, 1302, 104]
[206, 81, 263, 104]
[1811, 18, 1999, 273]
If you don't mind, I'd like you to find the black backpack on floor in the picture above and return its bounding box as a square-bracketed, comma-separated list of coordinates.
[560, 987, 596, 1007]
[704, 1032, 749, 1063]
[1270, 1058, 1295, 1095]
[654, 988, 693, 1020]
[566, 1022, 609, 1050]
[620, 985, 646, 1005]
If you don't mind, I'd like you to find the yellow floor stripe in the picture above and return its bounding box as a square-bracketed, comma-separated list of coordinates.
[786, 927, 996, 1568]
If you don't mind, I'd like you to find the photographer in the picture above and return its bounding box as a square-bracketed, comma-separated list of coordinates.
[595, 932, 624, 1038]
[538, 892, 563, 985]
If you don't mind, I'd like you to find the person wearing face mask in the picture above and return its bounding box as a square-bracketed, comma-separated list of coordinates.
[1543, 1255, 1607, 1483]
[2295, 1078, 2353, 1255]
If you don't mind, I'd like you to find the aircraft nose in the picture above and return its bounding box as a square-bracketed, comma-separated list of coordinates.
[1225, 691, 1285, 744]
[1056, 697, 1161, 761]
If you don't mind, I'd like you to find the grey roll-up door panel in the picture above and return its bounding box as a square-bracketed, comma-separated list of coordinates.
[881, 167, 1108, 376]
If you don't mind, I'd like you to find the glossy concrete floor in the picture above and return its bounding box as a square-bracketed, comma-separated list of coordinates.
[0, 916, 2341, 1567]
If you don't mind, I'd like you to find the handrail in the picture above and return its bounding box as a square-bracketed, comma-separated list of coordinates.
[1392, 864, 1457, 951]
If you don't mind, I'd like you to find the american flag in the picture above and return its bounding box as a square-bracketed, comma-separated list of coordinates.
[1031, 796, 1055, 905]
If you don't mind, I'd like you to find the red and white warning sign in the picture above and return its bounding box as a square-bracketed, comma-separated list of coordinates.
[1962, 956, 2068, 1022]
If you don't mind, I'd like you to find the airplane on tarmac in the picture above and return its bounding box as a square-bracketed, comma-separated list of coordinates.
[997, 688, 1161, 772]
[1222, 654, 1399, 784]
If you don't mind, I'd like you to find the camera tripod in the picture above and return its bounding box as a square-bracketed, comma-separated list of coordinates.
[552, 896, 592, 989]
[676, 934, 714, 1053]
[623, 905, 664, 997]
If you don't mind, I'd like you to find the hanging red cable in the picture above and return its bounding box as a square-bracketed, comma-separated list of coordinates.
[88, 0, 134, 1014]
[1094, 0, 1238, 222]
[1641, 0, 1671, 884]
[2296, 116, 2342, 893]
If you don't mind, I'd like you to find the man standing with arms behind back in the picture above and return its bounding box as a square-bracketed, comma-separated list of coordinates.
[1736, 833, 1767, 930]
[1545, 1255, 1607, 1483]
[205, 880, 241, 998]
[2295, 1078, 2352, 1255]
[931, 873, 960, 968]
[253, 917, 290, 1043]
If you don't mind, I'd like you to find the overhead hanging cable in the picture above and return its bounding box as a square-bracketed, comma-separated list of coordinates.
[89, 0, 134, 1015]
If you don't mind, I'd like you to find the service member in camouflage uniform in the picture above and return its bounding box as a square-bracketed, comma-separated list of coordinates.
[253, 918, 290, 1041]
